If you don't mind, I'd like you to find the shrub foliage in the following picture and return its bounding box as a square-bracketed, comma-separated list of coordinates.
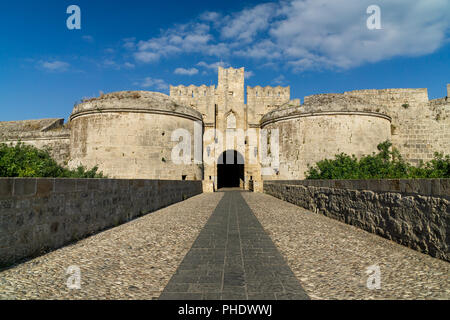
[0, 142, 105, 178]
[306, 141, 450, 179]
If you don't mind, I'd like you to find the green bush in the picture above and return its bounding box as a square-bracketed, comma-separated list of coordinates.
[306, 141, 449, 179]
[0, 142, 105, 178]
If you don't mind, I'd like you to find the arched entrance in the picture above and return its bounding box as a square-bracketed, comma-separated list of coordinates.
[217, 150, 244, 189]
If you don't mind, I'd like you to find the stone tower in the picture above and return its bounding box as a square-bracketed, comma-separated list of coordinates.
[170, 66, 293, 191]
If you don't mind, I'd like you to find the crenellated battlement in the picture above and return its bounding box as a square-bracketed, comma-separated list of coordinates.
[343, 88, 430, 107]
[218, 66, 245, 84]
[2, 66, 447, 197]
[247, 86, 290, 99]
[170, 84, 215, 99]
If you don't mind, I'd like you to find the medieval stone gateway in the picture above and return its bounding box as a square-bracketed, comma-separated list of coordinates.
[0, 67, 448, 300]
[1, 67, 448, 192]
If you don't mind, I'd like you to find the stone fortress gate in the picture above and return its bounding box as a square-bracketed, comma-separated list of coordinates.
[0, 67, 448, 192]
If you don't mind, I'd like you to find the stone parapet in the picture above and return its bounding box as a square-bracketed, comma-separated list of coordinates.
[264, 179, 450, 261]
[0, 178, 203, 268]
[70, 91, 202, 122]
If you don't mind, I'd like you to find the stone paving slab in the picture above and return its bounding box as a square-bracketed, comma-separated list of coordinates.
[0, 193, 223, 300]
[159, 191, 309, 300]
[242, 192, 450, 300]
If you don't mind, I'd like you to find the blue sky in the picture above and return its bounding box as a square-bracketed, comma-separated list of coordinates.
[1, 0, 449, 122]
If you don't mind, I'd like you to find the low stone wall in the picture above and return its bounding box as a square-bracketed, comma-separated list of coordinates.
[0, 178, 202, 268]
[264, 179, 450, 262]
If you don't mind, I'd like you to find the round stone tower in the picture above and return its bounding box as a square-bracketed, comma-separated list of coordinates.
[69, 91, 203, 180]
[260, 94, 392, 180]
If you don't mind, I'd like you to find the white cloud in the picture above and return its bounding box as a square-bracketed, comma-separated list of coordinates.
[197, 61, 229, 71]
[123, 37, 136, 50]
[200, 11, 221, 22]
[101, 59, 135, 70]
[134, 51, 160, 63]
[221, 3, 276, 43]
[82, 35, 94, 43]
[268, 0, 450, 70]
[133, 23, 229, 64]
[103, 59, 119, 69]
[174, 67, 199, 75]
[136, 77, 169, 91]
[272, 75, 286, 85]
[39, 60, 70, 72]
[127, 0, 450, 72]
[244, 71, 254, 79]
[234, 40, 281, 60]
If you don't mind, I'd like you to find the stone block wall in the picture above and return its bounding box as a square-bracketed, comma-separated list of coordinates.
[264, 179, 450, 262]
[344, 88, 449, 165]
[0, 178, 203, 268]
[261, 111, 392, 180]
[0, 118, 71, 166]
[170, 84, 216, 124]
[69, 92, 204, 181]
[247, 86, 291, 125]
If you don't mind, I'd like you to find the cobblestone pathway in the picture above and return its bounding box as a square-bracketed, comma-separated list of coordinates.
[159, 191, 309, 300]
[0, 190, 448, 300]
[0, 193, 223, 300]
[242, 192, 450, 300]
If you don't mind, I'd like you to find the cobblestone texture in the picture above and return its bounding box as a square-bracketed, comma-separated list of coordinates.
[264, 180, 450, 261]
[0, 193, 223, 300]
[242, 192, 450, 300]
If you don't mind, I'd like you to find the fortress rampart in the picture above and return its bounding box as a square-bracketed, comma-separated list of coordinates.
[247, 86, 291, 125]
[170, 85, 215, 124]
[69, 91, 203, 180]
[0, 67, 448, 190]
[341, 88, 449, 165]
[261, 87, 449, 179]
[0, 118, 70, 165]
[261, 96, 393, 180]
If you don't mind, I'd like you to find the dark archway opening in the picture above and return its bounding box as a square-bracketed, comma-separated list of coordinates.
[217, 150, 244, 189]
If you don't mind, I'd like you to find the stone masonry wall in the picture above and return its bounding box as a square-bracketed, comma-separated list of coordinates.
[261, 112, 391, 180]
[264, 179, 450, 262]
[247, 86, 291, 125]
[170, 85, 216, 124]
[0, 178, 202, 268]
[0, 118, 71, 166]
[345, 88, 450, 165]
[69, 112, 202, 180]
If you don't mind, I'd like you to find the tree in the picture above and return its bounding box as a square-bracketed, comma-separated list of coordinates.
[305, 141, 449, 179]
[0, 142, 105, 178]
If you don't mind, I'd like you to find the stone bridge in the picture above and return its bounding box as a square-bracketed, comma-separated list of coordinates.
[1, 189, 448, 300]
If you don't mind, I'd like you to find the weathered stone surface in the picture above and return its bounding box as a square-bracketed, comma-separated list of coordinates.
[0, 179, 13, 197]
[264, 180, 450, 262]
[243, 192, 450, 300]
[1, 70, 449, 192]
[68, 91, 203, 181]
[0, 192, 222, 300]
[0, 119, 70, 165]
[0, 178, 202, 268]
